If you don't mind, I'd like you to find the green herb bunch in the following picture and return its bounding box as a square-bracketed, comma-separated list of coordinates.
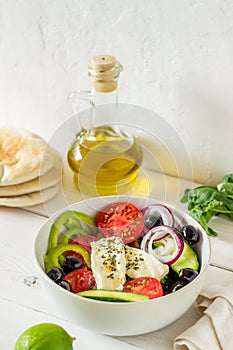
[181, 174, 233, 236]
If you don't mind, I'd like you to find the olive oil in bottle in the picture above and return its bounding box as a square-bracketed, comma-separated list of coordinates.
[67, 55, 143, 196]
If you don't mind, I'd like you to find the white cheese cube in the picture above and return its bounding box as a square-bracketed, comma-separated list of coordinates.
[125, 246, 169, 280]
[91, 237, 126, 291]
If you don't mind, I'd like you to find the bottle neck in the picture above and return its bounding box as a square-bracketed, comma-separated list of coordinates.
[90, 88, 118, 107]
[87, 55, 122, 131]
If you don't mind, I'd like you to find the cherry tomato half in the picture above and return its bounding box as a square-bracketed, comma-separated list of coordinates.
[123, 277, 164, 299]
[70, 235, 100, 254]
[64, 268, 96, 293]
[97, 202, 145, 244]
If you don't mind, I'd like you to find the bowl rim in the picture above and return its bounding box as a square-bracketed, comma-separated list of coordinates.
[33, 195, 211, 305]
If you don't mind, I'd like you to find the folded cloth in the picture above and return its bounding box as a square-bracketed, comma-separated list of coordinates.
[174, 266, 233, 350]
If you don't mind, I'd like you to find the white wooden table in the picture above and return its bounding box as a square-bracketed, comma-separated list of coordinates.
[0, 168, 232, 349]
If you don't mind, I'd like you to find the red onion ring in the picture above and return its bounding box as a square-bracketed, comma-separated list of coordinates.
[141, 204, 175, 227]
[152, 232, 169, 242]
[140, 225, 184, 265]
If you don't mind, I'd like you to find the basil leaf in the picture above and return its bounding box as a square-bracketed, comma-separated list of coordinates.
[180, 173, 233, 236]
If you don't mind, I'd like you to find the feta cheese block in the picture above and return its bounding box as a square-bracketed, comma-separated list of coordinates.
[125, 246, 169, 280]
[91, 237, 126, 291]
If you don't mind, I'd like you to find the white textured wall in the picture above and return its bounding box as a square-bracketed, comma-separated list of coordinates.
[1, 0, 233, 185]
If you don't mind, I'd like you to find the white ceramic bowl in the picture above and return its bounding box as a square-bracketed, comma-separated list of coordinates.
[33, 195, 211, 336]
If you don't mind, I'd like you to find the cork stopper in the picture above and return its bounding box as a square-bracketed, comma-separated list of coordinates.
[88, 54, 123, 93]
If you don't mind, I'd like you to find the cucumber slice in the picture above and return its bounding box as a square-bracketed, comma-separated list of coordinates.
[171, 242, 199, 274]
[77, 290, 149, 302]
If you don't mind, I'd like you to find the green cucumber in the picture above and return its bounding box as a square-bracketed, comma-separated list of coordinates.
[171, 242, 199, 274]
[77, 290, 149, 302]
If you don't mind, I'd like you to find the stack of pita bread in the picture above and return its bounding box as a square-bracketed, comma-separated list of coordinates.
[0, 127, 62, 207]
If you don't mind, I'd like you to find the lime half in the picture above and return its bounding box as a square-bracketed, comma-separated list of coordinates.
[14, 323, 75, 350]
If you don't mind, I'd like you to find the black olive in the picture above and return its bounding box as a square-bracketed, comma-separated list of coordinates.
[63, 255, 83, 273]
[160, 269, 179, 294]
[179, 268, 199, 284]
[171, 283, 185, 292]
[46, 267, 64, 283]
[181, 225, 199, 245]
[145, 215, 163, 230]
[58, 280, 71, 291]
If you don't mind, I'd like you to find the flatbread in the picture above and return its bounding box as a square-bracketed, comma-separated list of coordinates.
[0, 127, 54, 185]
[0, 149, 63, 196]
[0, 183, 60, 207]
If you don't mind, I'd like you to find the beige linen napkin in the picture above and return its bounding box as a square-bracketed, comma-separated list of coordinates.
[174, 267, 233, 350]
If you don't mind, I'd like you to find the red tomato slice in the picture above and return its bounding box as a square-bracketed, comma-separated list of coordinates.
[64, 268, 96, 293]
[97, 202, 145, 244]
[70, 235, 100, 254]
[123, 277, 164, 299]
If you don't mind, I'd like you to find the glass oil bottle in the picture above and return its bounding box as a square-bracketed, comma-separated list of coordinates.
[67, 54, 143, 196]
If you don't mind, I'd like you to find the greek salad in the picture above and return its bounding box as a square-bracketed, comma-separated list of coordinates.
[44, 201, 200, 302]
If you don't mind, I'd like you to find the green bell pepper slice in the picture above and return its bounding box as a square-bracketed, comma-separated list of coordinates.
[46, 243, 91, 271]
[48, 210, 97, 251]
[61, 226, 88, 245]
[48, 211, 83, 250]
